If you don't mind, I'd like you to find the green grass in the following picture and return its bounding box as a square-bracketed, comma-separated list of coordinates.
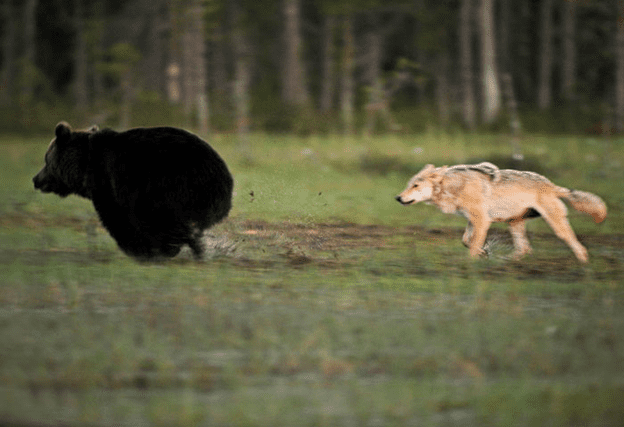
[1, 132, 623, 426]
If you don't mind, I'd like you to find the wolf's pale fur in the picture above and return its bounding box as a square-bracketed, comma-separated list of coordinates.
[395, 162, 607, 263]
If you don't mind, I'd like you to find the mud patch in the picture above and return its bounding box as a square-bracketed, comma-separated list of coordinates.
[2, 213, 622, 282]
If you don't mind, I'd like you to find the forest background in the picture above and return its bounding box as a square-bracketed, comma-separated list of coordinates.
[1, 0, 623, 137]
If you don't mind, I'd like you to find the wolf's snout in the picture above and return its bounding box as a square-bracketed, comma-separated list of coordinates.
[395, 195, 410, 205]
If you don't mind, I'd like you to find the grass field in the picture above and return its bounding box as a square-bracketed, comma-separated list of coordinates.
[1, 131, 623, 426]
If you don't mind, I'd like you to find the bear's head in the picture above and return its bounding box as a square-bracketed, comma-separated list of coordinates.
[33, 122, 99, 199]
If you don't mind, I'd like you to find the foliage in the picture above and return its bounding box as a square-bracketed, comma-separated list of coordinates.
[1, 0, 623, 134]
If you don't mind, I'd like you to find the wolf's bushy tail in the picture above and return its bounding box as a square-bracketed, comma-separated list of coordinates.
[560, 188, 607, 223]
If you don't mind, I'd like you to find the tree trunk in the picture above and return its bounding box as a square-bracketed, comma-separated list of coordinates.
[211, 23, 228, 113]
[362, 16, 384, 135]
[91, 0, 106, 111]
[282, 0, 309, 107]
[502, 73, 523, 160]
[498, 0, 511, 73]
[74, 0, 89, 116]
[1, 0, 17, 106]
[166, 1, 181, 105]
[538, 0, 554, 110]
[340, 15, 355, 135]
[143, 8, 166, 95]
[182, 17, 194, 120]
[21, 0, 38, 108]
[181, 1, 209, 134]
[480, 0, 501, 124]
[120, 69, 132, 129]
[517, 0, 532, 101]
[616, 1, 624, 132]
[435, 53, 450, 126]
[561, 0, 577, 102]
[460, 0, 476, 129]
[320, 14, 336, 113]
[232, 0, 251, 145]
[412, 0, 426, 104]
[192, 2, 209, 135]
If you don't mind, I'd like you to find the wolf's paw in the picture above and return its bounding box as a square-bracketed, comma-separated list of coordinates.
[469, 247, 488, 259]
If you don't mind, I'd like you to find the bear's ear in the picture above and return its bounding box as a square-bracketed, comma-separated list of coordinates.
[55, 122, 72, 139]
[87, 125, 99, 133]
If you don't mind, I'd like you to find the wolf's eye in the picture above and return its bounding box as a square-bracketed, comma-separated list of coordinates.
[412, 184, 419, 189]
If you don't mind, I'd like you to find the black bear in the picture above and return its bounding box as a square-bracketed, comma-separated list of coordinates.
[33, 122, 234, 260]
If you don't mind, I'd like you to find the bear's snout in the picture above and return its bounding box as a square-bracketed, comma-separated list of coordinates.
[33, 172, 46, 190]
[33, 170, 68, 196]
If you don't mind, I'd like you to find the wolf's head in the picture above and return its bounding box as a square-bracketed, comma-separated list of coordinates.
[395, 164, 447, 206]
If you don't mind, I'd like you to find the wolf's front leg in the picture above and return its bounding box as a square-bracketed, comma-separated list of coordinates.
[467, 215, 490, 258]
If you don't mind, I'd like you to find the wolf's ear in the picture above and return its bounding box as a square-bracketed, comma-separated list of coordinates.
[55, 122, 72, 139]
[87, 125, 99, 133]
[417, 164, 436, 177]
[430, 166, 448, 183]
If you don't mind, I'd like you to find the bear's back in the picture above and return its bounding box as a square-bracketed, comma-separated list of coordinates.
[89, 126, 233, 223]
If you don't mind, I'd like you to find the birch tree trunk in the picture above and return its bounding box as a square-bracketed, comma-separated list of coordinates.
[561, 0, 577, 102]
[460, 0, 476, 129]
[192, 2, 209, 135]
[480, 0, 501, 124]
[362, 17, 383, 135]
[282, 0, 309, 107]
[167, 1, 181, 105]
[1, 0, 16, 106]
[340, 15, 355, 135]
[538, 0, 553, 110]
[616, 1, 624, 132]
[74, 0, 89, 115]
[232, 0, 251, 145]
[182, 1, 209, 134]
[320, 15, 336, 113]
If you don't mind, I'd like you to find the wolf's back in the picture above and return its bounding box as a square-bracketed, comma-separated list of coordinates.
[560, 188, 607, 223]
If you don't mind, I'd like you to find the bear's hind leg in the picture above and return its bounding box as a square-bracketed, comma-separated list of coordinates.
[188, 238, 205, 260]
[184, 221, 206, 260]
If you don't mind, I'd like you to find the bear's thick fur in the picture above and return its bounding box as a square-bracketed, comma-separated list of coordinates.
[33, 122, 234, 260]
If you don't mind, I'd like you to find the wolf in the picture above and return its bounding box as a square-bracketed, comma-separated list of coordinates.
[395, 162, 607, 263]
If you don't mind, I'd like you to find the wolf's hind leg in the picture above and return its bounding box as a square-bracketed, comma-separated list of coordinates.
[535, 199, 588, 263]
[462, 222, 473, 248]
[508, 219, 532, 259]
